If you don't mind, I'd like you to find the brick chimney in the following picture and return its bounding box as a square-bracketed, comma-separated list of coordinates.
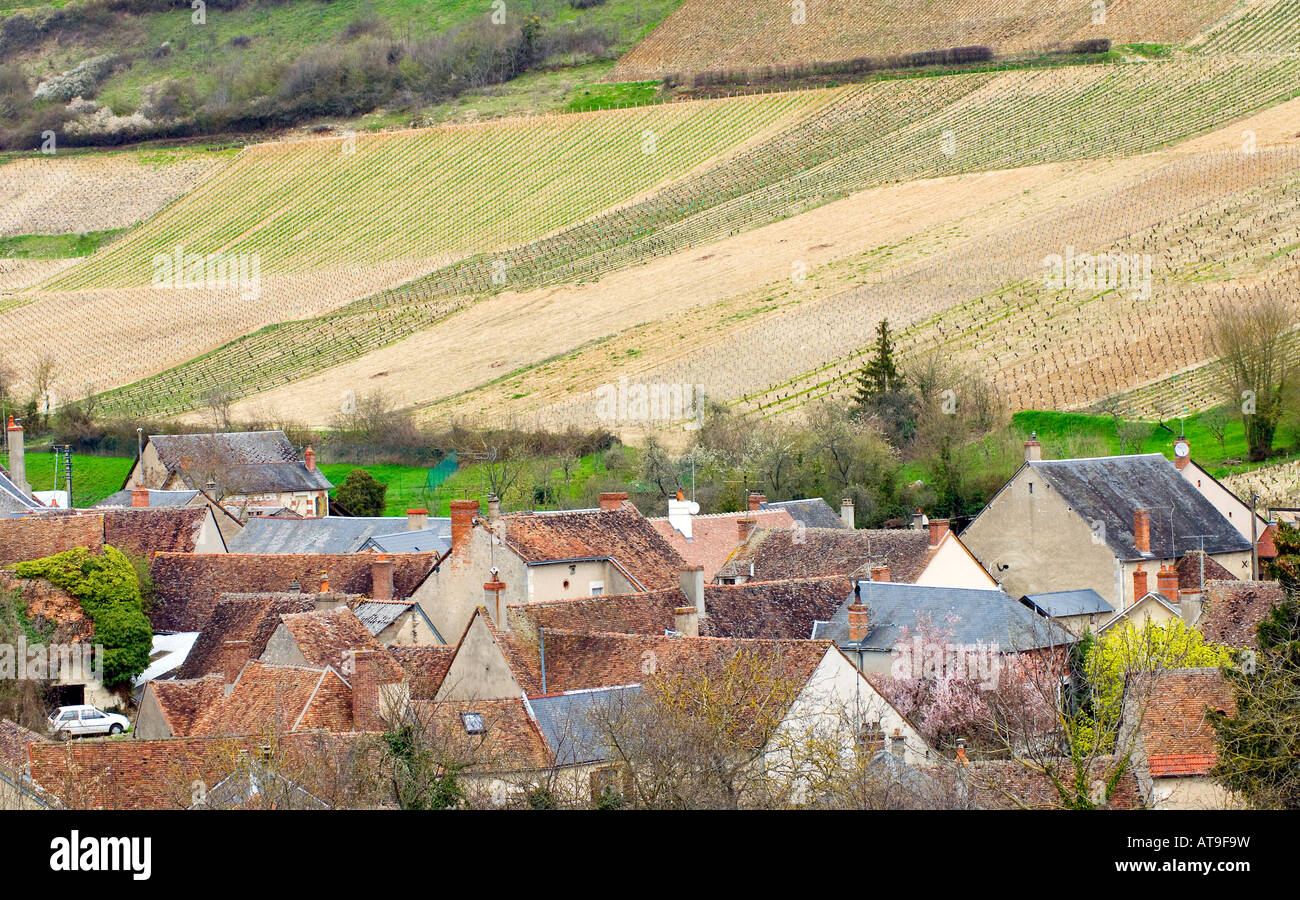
[870, 564, 890, 583]
[841, 498, 855, 530]
[1024, 432, 1042, 462]
[1174, 437, 1190, 471]
[673, 606, 699, 637]
[304, 445, 316, 472]
[1134, 508, 1151, 555]
[598, 492, 627, 512]
[848, 599, 870, 644]
[449, 499, 480, 555]
[1132, 563, 1148, 604]
[5, 416, 27, 497]
[928, 518, 950, 549]
[406, 508, 428, 531]
[350, 650, 382, 731]
[748, 492, 765, 512]
[131, 486, 150, 508]
[738, 515, 755, 542]
[371, 553, 394, 601]
[679, 566, 705, 616]
[1156, 565, 1179, 606]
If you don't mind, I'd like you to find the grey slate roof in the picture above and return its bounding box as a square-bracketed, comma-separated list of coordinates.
[352, 601, 416, 636]
[1027, 454, 1249, 560]
[812, 582, 1073, 651]
[0, 466, 42, 516]
[227, 516, 450, 554]
[1020, 589, 1114, 618]
[527, 685, 641, 766]
[94, 489, 200, 508]
[760, 498, 846, 529]
[147, 431, 332, 493]
[360, 529, 452, 555]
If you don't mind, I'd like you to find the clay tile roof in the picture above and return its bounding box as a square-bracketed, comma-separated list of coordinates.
[716, 527, 937, 583]
[102, 507, 211, 556]
[0, 515, 104, 564]
[148, 551, 436, 631]
[409, 698, 552, 772]
[1139, 667, 1235, 778]
[1199, 580, 1285, 647]
[521, 630, 831, 696]
[191, 661, 354, 736]
[702, 577, 853, 638]
[147, 675, 228, 736]
[1175, 551, 1237, 591]
[389, 645, 457, 700]
[277, 607, 406, 683]
[506, 587, 684, 640]
[0, 717, 45, 771]
[1257, 523, 1278, 559]
[501, 506, 688, 590]
[649, 508, 795, 580]
[175, 594, 317, 681]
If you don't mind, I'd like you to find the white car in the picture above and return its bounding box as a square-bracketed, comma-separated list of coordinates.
[48, 705, 130, 738]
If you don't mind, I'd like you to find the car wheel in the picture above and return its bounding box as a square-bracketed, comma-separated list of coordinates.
[109, 724, 123, 735]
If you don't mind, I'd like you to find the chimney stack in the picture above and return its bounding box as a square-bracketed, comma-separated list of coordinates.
[667, 491, 697, 539]
[673, 606, 699, 638]
[910, 508, 925, 531]
[1024, 432, 1042, 462]
[483, 574, 506, 620]
[487, 494, 501, 520]
[1134, 509, 1151, 555]
[1174, 437, 1190, 471]
[1156, 565, 1179, 606]
[841, 498, 855, 530]
[371, 553, 394, 602]
[738, 515, 756, 542]
[1132, 563, 1148, 605]
[870, 564, 890, 583]
[449, 499, 480, 556]
[131, 486, 150, 508]
[848, 600, 870, 644]
[955, 737, 968, 765]
[1179, 588, 1203, 625]
[320, 572, 330, 593]
[406, 508, 428, 531]
[679, 566, 705, 616]
[304, 445, 316, 472]
[598, 492, 627, 512]
[5, 417, 28, 497]
[928, 518, 950, 549]
[748, 492, 765, 512]
[350, 650, 383, 731]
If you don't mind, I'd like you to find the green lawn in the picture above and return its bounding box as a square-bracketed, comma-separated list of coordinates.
[0, 229, 127, 259]
[9, 451, 134, 509]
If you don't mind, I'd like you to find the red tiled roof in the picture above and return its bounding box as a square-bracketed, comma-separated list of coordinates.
[1175, 551, 1236, 591]
[1139, 668, 1235, 778]
[716, 527, 938, 583]
[409, 698, 552, 772]
[389, 645, 458, 700]
[1257, 523, 1278, 559]
[191, 661, 354, 736]
[0, 717, 45, 771]
[649, 509, 795, 580]
[0, 515, 103, 564]
[175, 593, 318, 681]
[1199, 580, 1285, 647]
[517, 630, 831, 695]
[148, 551, 436, 631]
[147, 675, 227, 736]
[103, 507, 211, 556]
[501, 506, 688, 590]
[277, 607, 407, 683]
[506, 588, 683, 640]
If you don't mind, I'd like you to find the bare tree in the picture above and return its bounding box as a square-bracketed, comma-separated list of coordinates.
[1211, 296, 1296, 461]
[30, 352, 58, 422]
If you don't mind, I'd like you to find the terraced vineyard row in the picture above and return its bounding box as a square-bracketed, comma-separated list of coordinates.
[80, 57, 1300, 419]
[609, 0, 1238, 80]
[1192, 0, 1300, 54]
[44, 92, 826, 291]
[516, 146, 1300, 430]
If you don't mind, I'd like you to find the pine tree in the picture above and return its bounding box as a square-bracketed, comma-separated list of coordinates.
[854, 318, 902, 404]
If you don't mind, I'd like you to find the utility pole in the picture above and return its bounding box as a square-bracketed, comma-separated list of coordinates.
[1250, 491, 1259, 581]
